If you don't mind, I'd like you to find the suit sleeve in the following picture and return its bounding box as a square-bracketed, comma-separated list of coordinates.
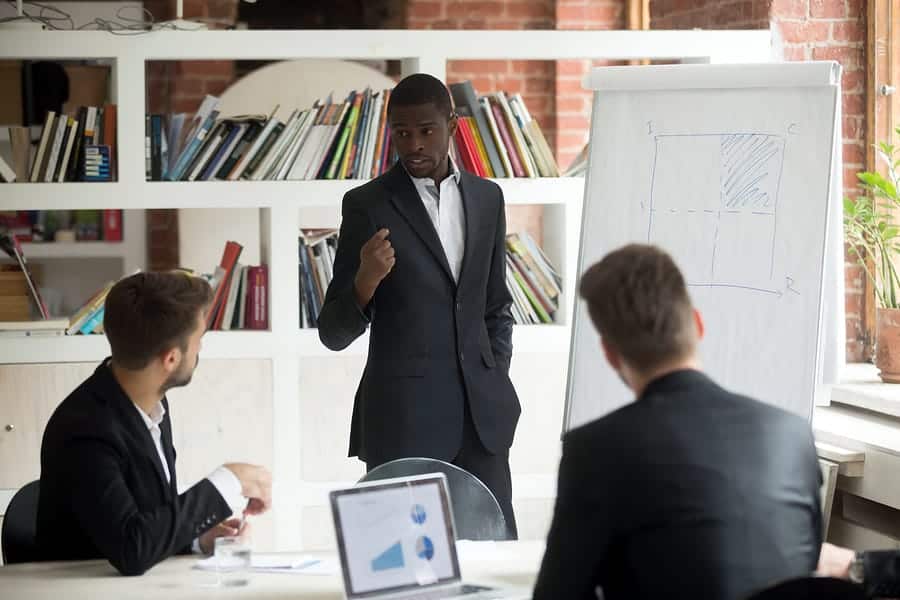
[862, 550, 900, 598]
[532, 436, 611, 600]
[484, 186, 514, 371]
[318, 191, 377, 351]
[63, 435, 231, 576]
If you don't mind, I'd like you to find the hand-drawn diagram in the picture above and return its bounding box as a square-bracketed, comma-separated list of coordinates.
[647, 132, 786, 295]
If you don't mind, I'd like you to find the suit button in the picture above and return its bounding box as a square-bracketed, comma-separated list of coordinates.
[455, 302, 461, 311]
[460, 352, 465, 362]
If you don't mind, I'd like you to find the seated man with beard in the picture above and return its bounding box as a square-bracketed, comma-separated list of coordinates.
[36, 271, 272, 575]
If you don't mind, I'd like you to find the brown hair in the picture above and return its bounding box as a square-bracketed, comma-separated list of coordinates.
[104, 271, 213, 370]
[579, 244, 696, 373]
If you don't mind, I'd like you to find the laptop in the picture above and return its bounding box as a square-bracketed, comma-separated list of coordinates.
[329, 473, 528, 600]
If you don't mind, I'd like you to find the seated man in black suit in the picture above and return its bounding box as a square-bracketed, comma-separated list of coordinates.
[37, 272, 272, 575]
[532, 244, 823, 600]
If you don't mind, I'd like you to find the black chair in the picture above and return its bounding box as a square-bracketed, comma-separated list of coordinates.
[358, 458, 512, 541]
[745, 577, 866, 600]
[1, 480, 40, 565]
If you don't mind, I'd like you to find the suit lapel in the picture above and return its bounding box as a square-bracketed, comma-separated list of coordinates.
[457, 171, 483, 288]
[384, 164, 455, 283]
[160, 398, 178, 495]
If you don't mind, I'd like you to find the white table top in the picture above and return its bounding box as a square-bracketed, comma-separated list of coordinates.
[0, 540, 545, 599]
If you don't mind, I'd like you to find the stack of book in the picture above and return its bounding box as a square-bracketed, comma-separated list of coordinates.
[148, 82, 559, 182]
[296, 229, 561, 328]
[448, 81, 559, 178]
[298, 229, 338, 328]
[505, 232, 562, 325]
[67, 281, 114, 335]
[0, 105, 118, 183]
[148, 89, 396, 182]
[204, 240, 269, 331]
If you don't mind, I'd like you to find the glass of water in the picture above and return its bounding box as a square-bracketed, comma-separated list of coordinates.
[214, 535, 251, 587]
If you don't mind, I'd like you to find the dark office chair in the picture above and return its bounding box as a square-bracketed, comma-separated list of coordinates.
[1, 480, 41, 565]
[358, 458, 512, 541]
[745, 577, 866, 600]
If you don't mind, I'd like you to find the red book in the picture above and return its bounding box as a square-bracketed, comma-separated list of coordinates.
[207, 240, 243, 330]
[460, 119, 488, 177]
[102, 209, 122, 241]
[246, 265, 268, 330]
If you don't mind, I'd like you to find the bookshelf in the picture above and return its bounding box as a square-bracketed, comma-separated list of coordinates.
[0, 29, 773, 550]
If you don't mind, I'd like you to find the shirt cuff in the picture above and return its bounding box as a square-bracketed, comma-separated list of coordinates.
[207, 466, 245, 514]
[191, 537, 204, 555]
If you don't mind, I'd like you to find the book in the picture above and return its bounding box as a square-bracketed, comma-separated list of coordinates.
[30, 111, 55, 182]
[220, 261, 243, 331]
[245, 265, 268, 330]
[207, 240, 243, 330]
[0, 154, 15, 182]
[57, 118, 79, 183]
[83, 145, 112, 181]
[8, 126, 32, 182]
[67, 282, 113, 335]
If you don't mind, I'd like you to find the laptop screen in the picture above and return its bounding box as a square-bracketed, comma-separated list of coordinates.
[330, 474, 462, 598]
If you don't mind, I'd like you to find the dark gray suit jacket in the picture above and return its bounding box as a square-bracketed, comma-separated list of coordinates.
[317, 164, 520, 464]
[533, 369, 823, 600]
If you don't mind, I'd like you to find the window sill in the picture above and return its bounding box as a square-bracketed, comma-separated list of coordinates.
[831, 363, 900, 419]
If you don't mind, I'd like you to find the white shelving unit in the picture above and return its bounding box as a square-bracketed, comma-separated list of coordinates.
[0, 29, 773, 549]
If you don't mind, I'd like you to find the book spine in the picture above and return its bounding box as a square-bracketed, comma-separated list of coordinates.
[102, 209, 123, 242]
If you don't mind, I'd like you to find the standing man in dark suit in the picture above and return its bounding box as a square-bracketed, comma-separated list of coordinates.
[37, 272, 272, 575]
[533, 244, 823, 600]
[318, 74, 520, 536]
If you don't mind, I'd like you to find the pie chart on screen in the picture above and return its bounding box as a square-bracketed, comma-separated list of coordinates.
[416, 536, 434, 561]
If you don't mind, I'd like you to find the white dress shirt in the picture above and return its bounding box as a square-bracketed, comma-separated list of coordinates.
[407, 160, 465, 282]
[131, 401, 245, 552]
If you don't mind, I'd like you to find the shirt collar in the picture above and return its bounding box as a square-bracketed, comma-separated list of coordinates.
[131, 399, 166, 430]
[405, 157, 461, 187]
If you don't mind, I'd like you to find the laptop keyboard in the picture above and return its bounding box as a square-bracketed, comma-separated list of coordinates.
[404, 584, 498, 599]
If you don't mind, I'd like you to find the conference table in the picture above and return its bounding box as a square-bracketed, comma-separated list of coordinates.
[0, 540, 545, 599]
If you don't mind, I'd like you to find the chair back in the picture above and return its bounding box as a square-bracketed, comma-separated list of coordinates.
[359, 458, 512, 541]
[1, 480, 40, 565]
[744, 576, 865, 600]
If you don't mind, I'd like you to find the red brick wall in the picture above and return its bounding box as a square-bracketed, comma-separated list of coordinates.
[555, 0, 627, 169]
[651, 0, 869, 361]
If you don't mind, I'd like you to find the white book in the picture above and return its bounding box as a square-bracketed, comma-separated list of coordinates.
[284, 112, 322, 180]
[228, 117, 281, 181]
[253, 109, 299, 181]
[0, 153, 15, 182]
[83, 106, 98, 141]
[220, 261, 243, 331]
[57, 119, 79, 182]
[144, 115, 151, 179]
[43, 114, 69, 183]
[360, 92, 383, 180]
[287, 125, 323, 180]
[236, 266, 249, 329]
[30, 111, 55, 182]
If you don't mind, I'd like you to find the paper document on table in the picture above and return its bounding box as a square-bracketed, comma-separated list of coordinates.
[194, 553, 337, 574]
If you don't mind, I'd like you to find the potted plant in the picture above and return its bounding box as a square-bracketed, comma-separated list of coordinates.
[845, 128, 900, 382]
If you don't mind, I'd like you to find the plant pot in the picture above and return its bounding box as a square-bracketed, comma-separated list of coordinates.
[876, 307, 900, 383]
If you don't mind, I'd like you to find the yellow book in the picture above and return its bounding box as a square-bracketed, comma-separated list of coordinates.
[466, 117, 494, 178]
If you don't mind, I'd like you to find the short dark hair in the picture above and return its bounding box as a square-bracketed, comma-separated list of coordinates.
[104, 271, 213, 370]
[579, 244, 697, 373]
[387, 73, 453, 118]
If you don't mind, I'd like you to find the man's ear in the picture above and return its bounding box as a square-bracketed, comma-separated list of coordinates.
[693, 308, 705, 341]
[160, 346, 181, 374]
[447, 111, 459, 137]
